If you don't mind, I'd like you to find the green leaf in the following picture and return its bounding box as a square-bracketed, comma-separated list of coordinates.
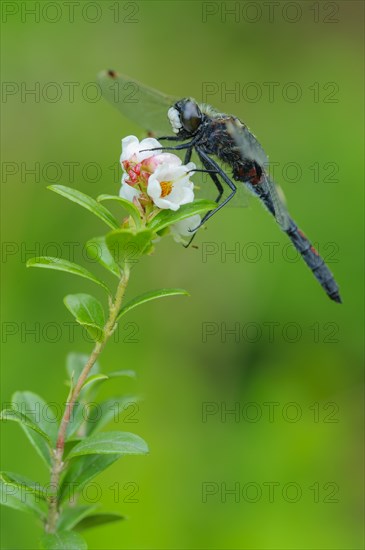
[12, 391, 58, 442]
[75, 512, 125, 532]
[107, 369, 136, 379]
[63, 438, 82, 458]
[48, 185, 119, 230]
[10, 391, 58, 466]
[66, 353, 100, 381]
[64, 355, 100, 441]
[117, 288, 189, 321]
[40, 530, 87, 550]
[26, 257, 109, 294]
[64, 294, 105, 342]
[59, 455, 119, 501]
[0, 409, 51, 444]
[0, 471, 51, 500]
[57, 505, 99, 531]
[85, 396, 140, 435]
[81, 374, 108, 390]
[65, 402, 85, 441]
[0, 478, 47, 519]
[97, 194, 142, 228]
[70, 388, 137, 440]
[67, 431, 148, 459]
[105, 228, 153, 266]
[147, 199, 217, 233]
[85, 236, 120, 278]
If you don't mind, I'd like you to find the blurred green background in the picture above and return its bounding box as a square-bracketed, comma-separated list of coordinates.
[1, 1, 364, 548]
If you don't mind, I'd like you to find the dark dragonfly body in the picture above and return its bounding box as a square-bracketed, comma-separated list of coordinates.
[161, 100, 341, 303]
[245, 176, 341, 303]
[244, 182, 341, 303]
[99, 70, 341, 303]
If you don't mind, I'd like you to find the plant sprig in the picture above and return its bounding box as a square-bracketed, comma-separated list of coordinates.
[1, 184, 215, 549]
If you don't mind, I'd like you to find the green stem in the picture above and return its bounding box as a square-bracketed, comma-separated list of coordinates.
[45, 266, 130, 533]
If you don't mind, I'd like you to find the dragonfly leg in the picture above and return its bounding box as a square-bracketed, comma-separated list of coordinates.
[187, 148, 236, 232]
[157, 135, 184, 141]
[184, 146, 219, 174]
[141, 135, 201, 155]
[189, 169, 219, 174]
[196, 152, 224, 200]
[140, 144, 191, 153]
[183, 152, 225, 248]
[184, 148, 192, 164]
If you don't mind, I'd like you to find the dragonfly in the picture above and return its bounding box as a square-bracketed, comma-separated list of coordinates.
[98, 69, 341, 303]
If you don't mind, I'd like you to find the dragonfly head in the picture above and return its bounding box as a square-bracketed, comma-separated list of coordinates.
[168, 99, 202, 136]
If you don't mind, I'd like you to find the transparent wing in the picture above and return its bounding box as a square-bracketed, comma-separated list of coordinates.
[98, 69, 179, 135]
[227, 119, 290, 230]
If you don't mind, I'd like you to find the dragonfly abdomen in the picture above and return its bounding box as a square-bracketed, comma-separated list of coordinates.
[285, 221, 341, 303]
[233, 161, 262, 185]
[242, 179, 341, 303]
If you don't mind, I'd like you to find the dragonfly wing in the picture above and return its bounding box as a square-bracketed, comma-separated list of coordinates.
[260, 173, 290, 230]
[227, 119, 290, 230]
[98, 69, 179, 135]
[227, 118, 269, 167]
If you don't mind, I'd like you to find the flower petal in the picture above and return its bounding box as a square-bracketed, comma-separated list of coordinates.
[136, 137, 163, 162]
[120, 135, 164, 166]
[119, 181, 141, 202]
[146, 161, 195, 211]
[171, 214, 201, 243]
[120, 135, 139, 163]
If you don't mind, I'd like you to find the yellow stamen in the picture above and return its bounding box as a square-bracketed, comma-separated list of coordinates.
[160, 180, 173, 198]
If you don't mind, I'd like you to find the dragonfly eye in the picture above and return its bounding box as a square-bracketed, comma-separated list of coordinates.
[179, 100, 202, 133]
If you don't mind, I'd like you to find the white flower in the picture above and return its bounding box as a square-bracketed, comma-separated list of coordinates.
[147, 161, 196, 211]
[170, 214, 201, 244]
[118, 134, 196, 213]
[119, 172, 141, 202]
[120, 135, 162, 164]
[146, 152, 182, 171]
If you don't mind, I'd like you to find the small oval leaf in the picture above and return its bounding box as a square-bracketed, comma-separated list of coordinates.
[40, 530, 87, 550]
[147, 199, 217, 233]
[0, 409, 51, 444]
[63, 294, 105, 342]
[59, 455, 119, 501]
[57, 505, 99, 531]
[65, 402, 85, 441]
[97, 194, 142, 228]
[81, 374, 108, 390]
[107, 369, 136, 379]
[85, 396, 140, 435]
[106, 229, 153, 266]
[0, 471, 50, 500]
[11, 391, 58, 466]
[67, 431, 148, 459]
[66, 353, 100, 381]
[0, 478, 47, 519]
[64, 355, 101, 440]
[48, 185, 119, 230]
[117, 288, 189, 320]
[12, 391, 58, 444]
[75, 512, 125, 532]
[26, 257, 110, 294]
[85, 236, 120, 278]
